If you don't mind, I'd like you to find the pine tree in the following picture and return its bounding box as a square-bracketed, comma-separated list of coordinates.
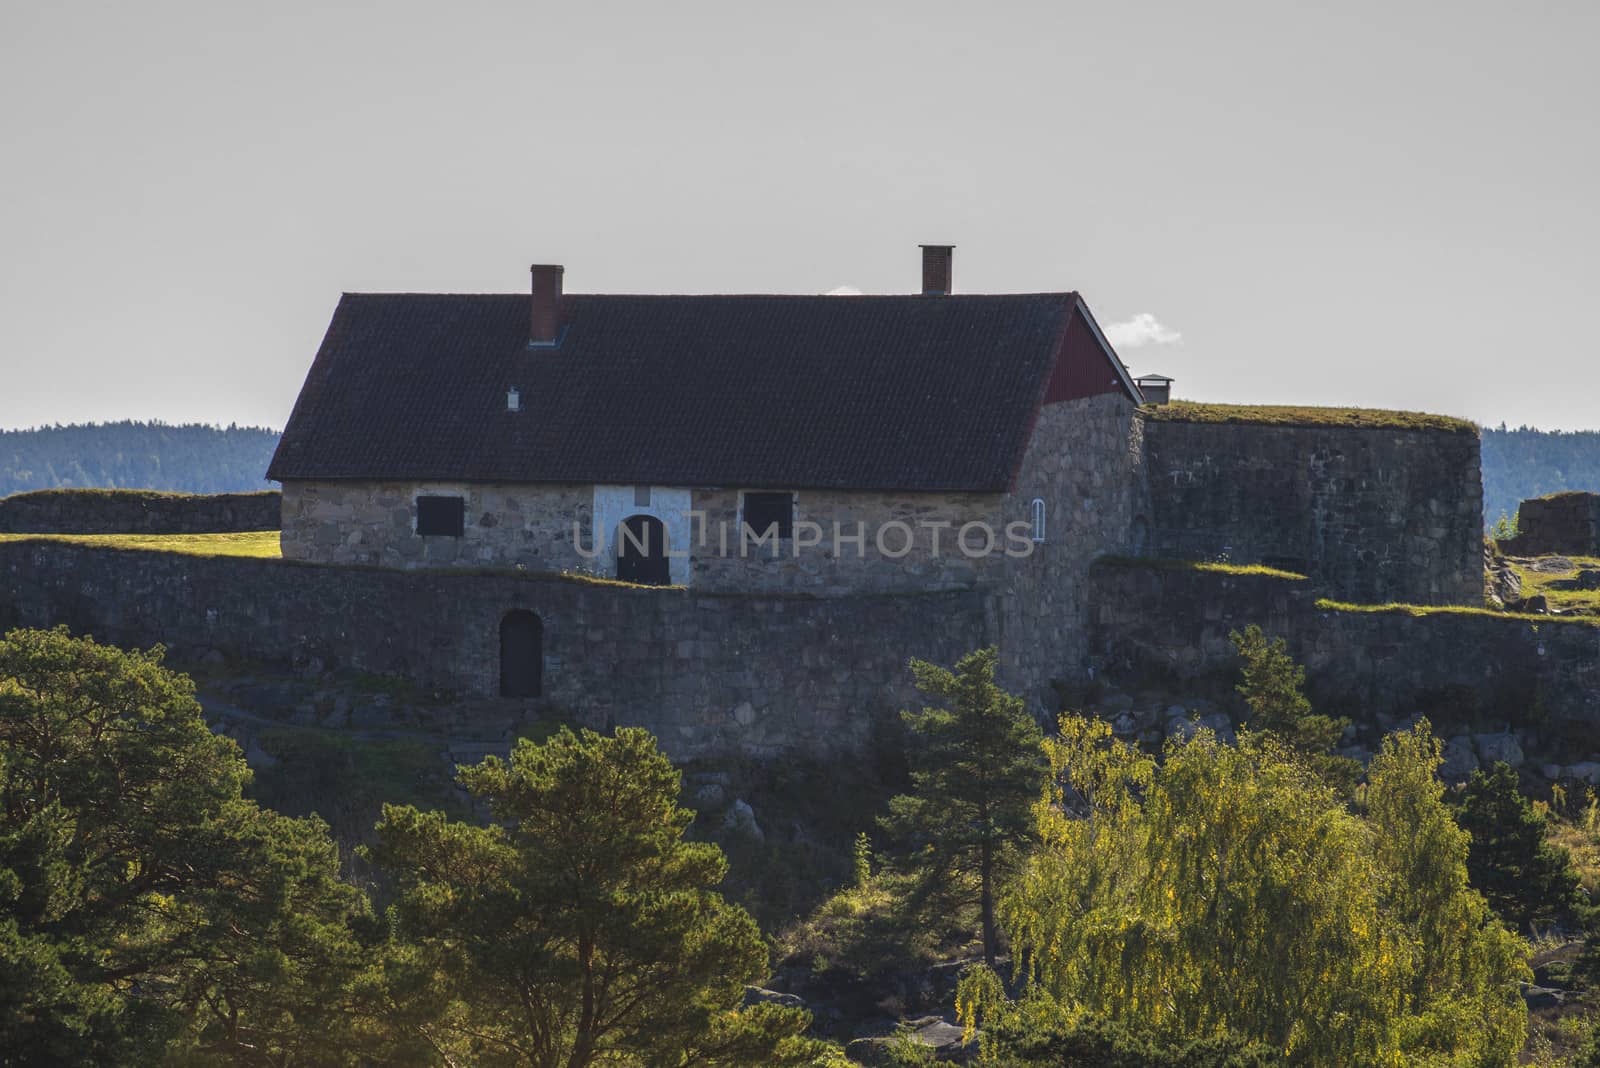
[1229, 625, 1358, 792]
[1453, 761, 1590, 934]
[880, 647, 1046, 967]
[368, 726, 820, 1068]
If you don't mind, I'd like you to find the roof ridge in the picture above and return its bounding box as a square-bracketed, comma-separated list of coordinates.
[338, 291, 1081, 300]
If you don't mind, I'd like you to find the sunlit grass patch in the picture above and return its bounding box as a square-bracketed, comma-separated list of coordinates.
[1508, 554, 1600, 614]
[0, 530, 282, 558]
[1315, 597, 1600, 627]
[1099, 555, 1308, 580]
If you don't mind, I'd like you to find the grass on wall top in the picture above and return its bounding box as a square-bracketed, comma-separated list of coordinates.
[0, 530, 283, 558]
[0, 487, 280, 502]
[1142, 401, 1478, 435]
[1315, 597, 1600, 627]
[0, 530, 680, 589]
[1097, 555, 1309, 580]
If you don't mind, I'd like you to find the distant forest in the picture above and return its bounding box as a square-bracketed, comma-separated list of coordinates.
[1, 420, 1596, 528]
[1481, 425, 1600, 526]
[0, 422, 280, 497]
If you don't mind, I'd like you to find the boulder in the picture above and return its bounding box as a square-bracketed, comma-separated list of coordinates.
[1522, 984, 1566, 1010]
[1165, 716, 1199, 743]
[1197, 713, 1236, 744]
[846, 1019, 977, 1065]
[1110, 712, 1138, 737]
[742, 986, 805, 1010]
[1440, 737, 1479, 781]
[907, 1018, 978, 1061]
[1566, 762, 1600, 785]
[692, 783, 726, 810]
[1473, 732, 1525, 769]
[722, 799, 764, 841]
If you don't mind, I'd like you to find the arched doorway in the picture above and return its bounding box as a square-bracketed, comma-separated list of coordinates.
[499, 611, 543, 698]
[616, 514, 671, 585]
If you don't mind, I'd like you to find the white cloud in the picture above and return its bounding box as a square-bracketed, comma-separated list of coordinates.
[825, 285, 862, 296]
[1104, 313, 1182, 349]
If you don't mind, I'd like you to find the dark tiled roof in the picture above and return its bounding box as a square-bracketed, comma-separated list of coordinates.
[268, 292, 1114, 493]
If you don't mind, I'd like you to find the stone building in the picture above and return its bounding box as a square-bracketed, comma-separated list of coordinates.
[264, 245, 1485, 718]
[268, 247, 1149, 701]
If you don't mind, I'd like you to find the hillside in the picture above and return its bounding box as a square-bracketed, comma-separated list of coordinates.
[0, 421, 279, 496]
[1482, 425, 1600, 526]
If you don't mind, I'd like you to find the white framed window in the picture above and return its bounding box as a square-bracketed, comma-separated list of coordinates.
[1031, 497, 1046, 543]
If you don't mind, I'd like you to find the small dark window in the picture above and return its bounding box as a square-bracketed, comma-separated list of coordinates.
[416, 496, 465, 537]
[500, 611, 543, 698]
[742, 492, 793, 540]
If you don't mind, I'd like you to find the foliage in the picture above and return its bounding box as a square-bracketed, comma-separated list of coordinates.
[1490, 509, 1522, 543]
[880, 648, 1047, 966]
[776, 867, 944, 985]
[1228, 625, 1358, 792]
[1143, 401, 1477, 434]
[958, 716, 1529, 1067]
[1452, 762, 1591, 934]
[0, 626, 379, 1065]
[971, 1011, 1284, 1067]
[1481, 424, 1600, 529]
[366, 726, 820, 1068]
[0, 530, 281, 558]
[0, 421, 279, 497]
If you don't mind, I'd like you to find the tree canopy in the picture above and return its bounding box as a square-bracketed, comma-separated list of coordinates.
[0, 421, 278, 497]
[0, 626, 377, 1065]
[958, 716, 1529, 1067]
[367, 725, 821, 1068]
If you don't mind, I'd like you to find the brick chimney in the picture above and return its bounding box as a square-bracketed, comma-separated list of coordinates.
[920, 244, 954, 296]
[529, 264, 564, 345]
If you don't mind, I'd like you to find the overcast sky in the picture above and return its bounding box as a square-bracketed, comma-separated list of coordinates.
[2, 1, 1595, 432]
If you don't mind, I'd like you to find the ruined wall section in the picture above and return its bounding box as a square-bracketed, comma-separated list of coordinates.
[1502, 492, 1600, 557]
[1088, 559, 1600, 730]
[1141, 419, 1483, 605]
[0, 489, 280, 534]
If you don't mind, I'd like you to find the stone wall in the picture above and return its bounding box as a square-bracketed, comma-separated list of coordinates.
[279, 481, 594, 572]
[1141, 419, 1483, 605]
[993, 392, 1145, 701]
[1088, 559, 1600, 730]
[0, 540, 991, 760]
[1501, 492, 1600, 557]
[0, 489, 281, 534]
[283, 479, 1034, 595]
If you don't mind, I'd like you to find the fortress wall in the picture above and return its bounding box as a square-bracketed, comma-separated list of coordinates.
[1141, 420, 1483, 605]
[0, 489, 280, 534]
[0, 541, 990, 760]
[1088, 560, 1600, 729]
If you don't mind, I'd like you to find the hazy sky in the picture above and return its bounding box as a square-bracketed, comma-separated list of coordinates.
[2, 1, 1595, 432]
